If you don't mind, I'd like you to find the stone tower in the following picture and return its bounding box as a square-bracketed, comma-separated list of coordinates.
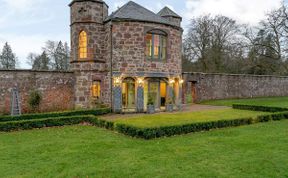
[69, 0, 111, 108]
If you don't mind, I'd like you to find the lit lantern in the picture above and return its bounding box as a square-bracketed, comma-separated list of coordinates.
[169, 79, 175, 85]
[137, 78, 144, 87]
[179, 79, 184, 84]
[114, 77, 122, 86]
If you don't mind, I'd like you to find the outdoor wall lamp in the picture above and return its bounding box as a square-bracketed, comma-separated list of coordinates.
[113, 77, 122, 86]
[137, 78, 144, 86]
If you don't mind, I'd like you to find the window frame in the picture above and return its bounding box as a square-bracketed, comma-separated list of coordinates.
[146, 30, 168, 62]
[78, 30, 88, 59]
[92, 80, 101, 99]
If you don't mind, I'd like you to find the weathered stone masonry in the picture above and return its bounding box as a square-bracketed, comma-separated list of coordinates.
[0, 70, 75, 114]
[183, 72, 288, 103]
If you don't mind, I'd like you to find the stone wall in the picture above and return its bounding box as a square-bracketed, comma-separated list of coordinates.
[0, 70, 75, 115]
[111, 21, 183, 77]
[183, 72, 288, 103]
[70, 0, 112, 108]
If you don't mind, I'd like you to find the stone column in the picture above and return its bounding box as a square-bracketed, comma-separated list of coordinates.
[137, 86, 144, 113]
[178, 84, 183, 111]
[168, 85, 174, 102]
[113, 86, 122, 113]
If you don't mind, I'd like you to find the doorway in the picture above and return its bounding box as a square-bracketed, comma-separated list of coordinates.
[144, 78, 167, 110]
[122, 78, 136, 109]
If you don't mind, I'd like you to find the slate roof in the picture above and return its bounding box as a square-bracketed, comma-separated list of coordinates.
[158, 7, 182, 19]
[105, 1, 180, 27]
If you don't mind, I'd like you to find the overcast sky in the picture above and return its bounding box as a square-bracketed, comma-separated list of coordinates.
[0, 0, 285, 68]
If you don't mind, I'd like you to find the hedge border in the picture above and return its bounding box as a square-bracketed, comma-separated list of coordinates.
[115, 118, 253, 139]
[232, 104, 288, 112]
[115, 111, 288, 139]
[0, 108, 111, 123]
[2, 108, 288, 139]
[0, 115, 115, 132]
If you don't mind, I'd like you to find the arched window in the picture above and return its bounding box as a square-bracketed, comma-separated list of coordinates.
[79, 31, 87, 59]
[145, 30, 167, 61]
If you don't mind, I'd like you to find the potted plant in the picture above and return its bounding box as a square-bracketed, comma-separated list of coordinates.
[166, 97, 174, 112]
[147, 93, 155, 114]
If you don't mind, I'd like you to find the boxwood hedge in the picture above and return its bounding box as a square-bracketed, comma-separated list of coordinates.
[233, 104, 288, 112]
[115, 118, 253, 139]
[0, 115, 114, 132]
[0, 108, 111, 123]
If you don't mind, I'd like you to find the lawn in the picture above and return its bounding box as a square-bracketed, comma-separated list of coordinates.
[0, 121, 287, 178]
[113, 109, 266, 128]
[201, 96, 288, 108]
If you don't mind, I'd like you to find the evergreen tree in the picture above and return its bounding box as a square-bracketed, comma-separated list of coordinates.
[27, 51, 50, 70]
[43, 40, 70, 71]
[0, 42, 17, 69]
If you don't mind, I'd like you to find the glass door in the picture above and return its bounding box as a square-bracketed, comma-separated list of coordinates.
[149, 82, 160, 108]
[122, 78, 136, 109]
[160, 82, 167, 107]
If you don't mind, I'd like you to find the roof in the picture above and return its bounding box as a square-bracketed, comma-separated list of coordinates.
[105, 1, 180, 28]
[158, 7, 182, 19]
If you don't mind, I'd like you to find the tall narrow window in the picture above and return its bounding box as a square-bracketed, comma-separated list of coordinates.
[92, 81, 101, 99]
[145, 30, 167, 61]
[79, 31, 87, 59]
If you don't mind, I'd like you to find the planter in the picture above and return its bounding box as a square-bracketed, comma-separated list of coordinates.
[177, 104, 183, 111]
[147, 105, 155, 114]
[166, 104, 174, 112]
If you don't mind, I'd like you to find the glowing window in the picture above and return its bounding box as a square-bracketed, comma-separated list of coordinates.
[145, 31, 167, 61]
[92, 81, 101, 98]
[79, 31, 87, 59]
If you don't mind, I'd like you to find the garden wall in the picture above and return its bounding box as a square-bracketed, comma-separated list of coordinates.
[0, 70, 75, 115]
[183, 72, 288, 103]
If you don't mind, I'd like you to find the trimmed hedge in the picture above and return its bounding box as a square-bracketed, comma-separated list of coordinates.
[256, 112, 288, 123]
[0, 108, 111, 123]
[115, 111, 288, 139]
[233, 104, 288, 112]
[0, 115, 115, 132]
[115, 118, 253, 139]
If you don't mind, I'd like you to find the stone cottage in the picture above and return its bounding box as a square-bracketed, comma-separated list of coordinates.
[2, 0, 286, 115]
[70, 0, 183, 113]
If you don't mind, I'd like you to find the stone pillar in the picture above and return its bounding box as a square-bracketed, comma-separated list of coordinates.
[137, 86, 144, 113]
[178, 84, 183, 111]
[113, 86, 122, 113]
[168, 85, 174, 102]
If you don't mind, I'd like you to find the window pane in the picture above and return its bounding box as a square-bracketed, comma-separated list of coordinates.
[145, 34, 152, 57]
[79, 31, 87, 59]
[153, 35, 160, 59]
[161, 37, 167, 60]
[92, 81, 101, 98]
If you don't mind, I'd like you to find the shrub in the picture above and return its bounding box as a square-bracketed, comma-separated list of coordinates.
[147, 93, 155, 105]
[28, 90, 42, 112]
[0, 115, 114, 132]
[256, 112, 288, 122]
[0, 108, 111, 123]
[186, 94, 193, 104]
[232, 104, 288, 112]
[115, 118, 253, 139]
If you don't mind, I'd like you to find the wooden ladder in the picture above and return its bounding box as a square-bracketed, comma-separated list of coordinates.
[11, 87, 21, 116]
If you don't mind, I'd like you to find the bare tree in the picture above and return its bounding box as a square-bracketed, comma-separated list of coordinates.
[184, 15, 213, 72]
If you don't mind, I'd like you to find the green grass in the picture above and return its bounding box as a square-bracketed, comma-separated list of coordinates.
[201, 96, 288, 107]
[0, 121, 288, 178]
[114, 109, 266, 128]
